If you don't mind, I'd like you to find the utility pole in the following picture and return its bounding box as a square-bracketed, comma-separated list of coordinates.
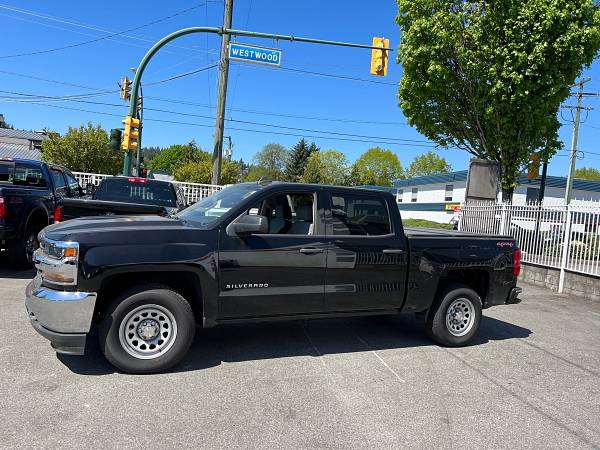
[211, 0, 233, 185]
[564, 77, 592, 204]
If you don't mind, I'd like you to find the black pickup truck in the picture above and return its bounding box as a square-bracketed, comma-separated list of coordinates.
[61, 176, 188, 220]
[0, 158, 84, 268]
[26, 182, 522, 373]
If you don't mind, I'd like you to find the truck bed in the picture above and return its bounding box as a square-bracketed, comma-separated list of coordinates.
[403, 227, 512, 240]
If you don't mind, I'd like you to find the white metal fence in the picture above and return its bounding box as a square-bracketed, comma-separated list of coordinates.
[459, 201, 600, 291]
[72, 172, 222, 204]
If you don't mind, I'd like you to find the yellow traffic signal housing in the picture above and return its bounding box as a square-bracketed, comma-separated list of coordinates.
[528, 152, 542, 180]
[122, 115, 141, 151]
[120, 76, 131, 101]
[370, 37, 389, 76]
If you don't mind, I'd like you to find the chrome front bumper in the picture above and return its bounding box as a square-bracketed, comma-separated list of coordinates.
[25, 276, 97, 354]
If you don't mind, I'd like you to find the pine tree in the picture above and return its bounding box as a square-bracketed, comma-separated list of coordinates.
[285, 139, 319, 182]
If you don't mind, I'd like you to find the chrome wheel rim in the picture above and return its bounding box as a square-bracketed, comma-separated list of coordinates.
[445, 298, 475, 337]
[119, 304, 178, 360]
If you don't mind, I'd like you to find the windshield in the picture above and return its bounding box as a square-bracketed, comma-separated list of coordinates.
[177, 183, 260, 227]
[95, 178, 177, 207]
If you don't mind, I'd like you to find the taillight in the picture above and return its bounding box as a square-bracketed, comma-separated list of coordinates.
[513, 248, 521, 276]
[128, 177, 147, 183]
[0, 196, 6, 219]
[53, 205, 63, 223]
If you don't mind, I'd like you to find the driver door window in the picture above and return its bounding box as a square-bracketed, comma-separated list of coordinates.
[245, 192, 315, 235]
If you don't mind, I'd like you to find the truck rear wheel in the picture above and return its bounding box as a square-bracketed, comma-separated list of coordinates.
[425, 284, 482, 347]
[99, 285, 195, 374]
[9, 225, 41, 269]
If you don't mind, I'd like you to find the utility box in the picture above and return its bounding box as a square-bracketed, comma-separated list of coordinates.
[465, 158, 500, 202]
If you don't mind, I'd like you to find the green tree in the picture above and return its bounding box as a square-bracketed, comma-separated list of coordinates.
[285, 139, 319, 182]
[248, 143, 288, 180]
[397, 0, 600, 200]
[142, 146, 162, 163]
[150, 140, 205, 174]
[174, 159, 241, 185]
[301, 150, 350, 185]
[575, 166, 600, 181]
[406, 151, 452, 178]
[41, 122, 122, 174]
[349, 147, 404, 186]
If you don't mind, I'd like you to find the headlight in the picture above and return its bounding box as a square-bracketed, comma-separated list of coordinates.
[40, 238, 78, 260]
[35, 237, 79, 286]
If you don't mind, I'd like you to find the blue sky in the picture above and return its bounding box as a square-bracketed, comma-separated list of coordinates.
[1, 0, 599, 177]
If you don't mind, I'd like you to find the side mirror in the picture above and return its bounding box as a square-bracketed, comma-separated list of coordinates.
[85, 182, 96, 196]
[226, 214, 268, 237]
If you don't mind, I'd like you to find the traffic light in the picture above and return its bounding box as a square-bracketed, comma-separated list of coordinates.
[120, 76, 131, 101]
[370, 37, 389, 76]
[528, 152, 542, 180]
[122, 115, 140, 151]
[109, 128, 122, 152]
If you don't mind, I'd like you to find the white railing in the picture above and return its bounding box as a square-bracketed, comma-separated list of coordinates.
[170, 180, 222, 204]
[72, 172, 222, 204]
[72, 171, 112, 187]
[459, 201, 600, 291]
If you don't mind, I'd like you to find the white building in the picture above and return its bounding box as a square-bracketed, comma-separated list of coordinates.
[394, 170, 600, 223]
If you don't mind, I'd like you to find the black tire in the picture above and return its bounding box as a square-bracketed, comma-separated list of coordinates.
[8, 225, 41, 270]
[425, 284, 482, 347]
[99, 285, 196, 374]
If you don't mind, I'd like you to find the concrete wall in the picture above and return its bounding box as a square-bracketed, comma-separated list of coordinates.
[519, 262, 600, 302]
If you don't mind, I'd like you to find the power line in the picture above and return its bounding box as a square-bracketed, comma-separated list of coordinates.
[0, 69, 410, 125]
[0, 3, 218, 55]
[0, 64, 219, 101]
[2, 94, 429, 145]
[145, 63, 219, 86]
[231, 62, 398, 86]
[0, 88, 117, 101]
[16, 101, 445, 149]
[0, 2, 209, 59]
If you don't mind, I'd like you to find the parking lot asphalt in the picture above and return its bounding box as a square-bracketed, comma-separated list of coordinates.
[1, 264, 599, 449]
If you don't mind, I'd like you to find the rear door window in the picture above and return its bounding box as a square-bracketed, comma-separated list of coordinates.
[330, 193, 391, 236]
[13, 164, 47, 188]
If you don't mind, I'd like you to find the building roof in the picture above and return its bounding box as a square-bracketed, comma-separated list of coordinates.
[393, 170, 600, 193]
[0, 128, 48, 141]
[394, 171, 468, 188]
[0, 143, 41, 160]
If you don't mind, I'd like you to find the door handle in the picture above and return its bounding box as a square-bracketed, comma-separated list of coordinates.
[382, 249, 404, 254]
[299, 248, 324, 254]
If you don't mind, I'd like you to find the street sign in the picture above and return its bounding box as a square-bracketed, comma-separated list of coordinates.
[229, 42, 282, 66]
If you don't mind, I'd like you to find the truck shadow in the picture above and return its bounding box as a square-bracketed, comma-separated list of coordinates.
[58, 314, 531, 376]
[0, 252, 36, 279]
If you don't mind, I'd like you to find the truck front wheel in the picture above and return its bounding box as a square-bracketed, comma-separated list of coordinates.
[99, 285, 196, 374]
[426, 284, 482, 347]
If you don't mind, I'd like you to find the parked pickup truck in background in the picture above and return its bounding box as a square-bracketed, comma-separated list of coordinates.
[26, 182, 522, 373]
[0, 158, 84, 268]
[61, 176, 188, 220]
